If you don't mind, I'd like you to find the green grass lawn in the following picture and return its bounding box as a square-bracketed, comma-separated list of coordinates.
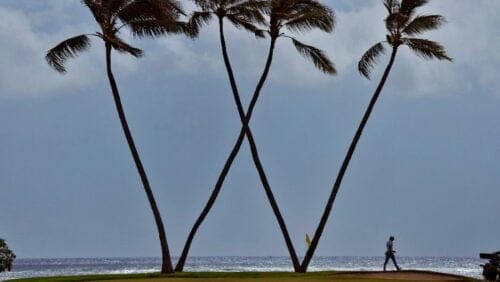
[5, 271, 478, 282]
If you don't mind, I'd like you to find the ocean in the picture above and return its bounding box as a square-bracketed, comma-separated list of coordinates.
[0, 256, 484, 281]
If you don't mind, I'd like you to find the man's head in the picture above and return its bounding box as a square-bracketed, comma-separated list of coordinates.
[389, 236, 395, 241]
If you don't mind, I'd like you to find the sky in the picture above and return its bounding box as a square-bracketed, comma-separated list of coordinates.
[0, 0, 499, 261]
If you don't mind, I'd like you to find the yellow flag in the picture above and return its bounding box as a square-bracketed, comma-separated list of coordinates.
[305, 233, 311, 249]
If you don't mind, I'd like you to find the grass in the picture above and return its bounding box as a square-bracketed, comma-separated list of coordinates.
[5, 271, 479, 282]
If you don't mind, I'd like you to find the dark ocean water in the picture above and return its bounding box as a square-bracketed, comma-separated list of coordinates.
[0, 256, 483, 281]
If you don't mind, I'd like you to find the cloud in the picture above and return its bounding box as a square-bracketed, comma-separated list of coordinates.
[327, 0, 500, 97]
[0, 3, 156, 98]
[157, 1, 385, 88]
[2, 0, 500, 98]
[144, 36, 221, 76]
[427, 0, 500, 96]
[236, 0, 500, 96]
[0, 6, 99, 98]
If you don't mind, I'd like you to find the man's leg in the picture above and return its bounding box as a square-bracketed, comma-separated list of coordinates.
[383, 255, 389, 271]
[391, 255, 401, 271]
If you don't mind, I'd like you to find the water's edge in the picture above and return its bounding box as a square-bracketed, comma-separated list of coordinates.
[0, 256, 483, 281]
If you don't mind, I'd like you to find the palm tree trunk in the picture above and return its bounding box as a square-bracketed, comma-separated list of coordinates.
[105, 43, 174, 274]
[174, 18, 248, 271]
[300, 46, 399, 272]
[175, 23, 300, 271]
[242, 36, 301, 272]
[225, 26, 300, 272]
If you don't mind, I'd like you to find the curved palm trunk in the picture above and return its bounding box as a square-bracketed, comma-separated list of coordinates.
[243, 36, 301, 272]
[175, 22, 300, 272]
[300, 47, 399, 272]
[174, 17, 247, 272]
[105, 43, 174, 274]
[224, 27, 301, 272]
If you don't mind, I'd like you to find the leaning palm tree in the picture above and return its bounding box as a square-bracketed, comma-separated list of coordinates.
[301, 0, 452, 272]
[242, 0, 336, 271]
[176, 0, 336, 272]
[46, 0, 188, 273]
[175, 0, 267, 271]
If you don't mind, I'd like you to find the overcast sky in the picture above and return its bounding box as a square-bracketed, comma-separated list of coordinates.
[0, 0, 499, 262]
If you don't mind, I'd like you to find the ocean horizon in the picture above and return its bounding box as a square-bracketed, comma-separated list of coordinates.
[0, 256, 483, 281]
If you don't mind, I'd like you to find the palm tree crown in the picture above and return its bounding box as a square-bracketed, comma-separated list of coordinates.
[188, 0, 267, 36]
[359, 0, 452, 79]
[46, 0, 188, 73]
[263, 0, 337, 74]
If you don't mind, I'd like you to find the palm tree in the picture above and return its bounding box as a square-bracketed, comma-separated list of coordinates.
[176, 0, 336, 272]
[45, 0, 189, 273]
[242, 0, 336, 271]
[175, 0, 267, 271]
[300, 0, 452, 272]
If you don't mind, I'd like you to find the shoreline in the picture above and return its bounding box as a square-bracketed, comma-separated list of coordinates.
[4, 270, 479, 282]
[1, 256, 482, 281]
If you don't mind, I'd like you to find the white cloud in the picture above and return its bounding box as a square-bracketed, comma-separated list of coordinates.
[327, 0, 500, 97]
[239, 0, 500, 96]
[0, 3, 155, 98]
[2, 1, 500, 98]
[0, 6, 99, 98]
[149, 36, 220, 76]
[427, 0, 500, 95]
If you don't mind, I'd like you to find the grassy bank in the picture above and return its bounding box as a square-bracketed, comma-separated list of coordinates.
[5, 270, 478, 282]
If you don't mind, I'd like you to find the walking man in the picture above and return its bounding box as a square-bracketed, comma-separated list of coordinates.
[383, 236, 401, 271]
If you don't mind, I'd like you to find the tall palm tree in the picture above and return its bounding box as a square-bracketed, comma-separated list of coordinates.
[176, 0, 336, 272]
[45, 0, 189, 273]
[300, 0, 452, 272]
[243, 0, 336, 271]
[175, 0, 267, 271]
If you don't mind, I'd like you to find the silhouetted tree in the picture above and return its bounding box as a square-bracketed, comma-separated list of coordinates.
[45, 0, 189, 273]
[0, 239, 15, 273]
[245, 0, 336, 271]
[175, 0, 266, 271]
[301, 0, 451, 272]
[177, 0, 336, 272]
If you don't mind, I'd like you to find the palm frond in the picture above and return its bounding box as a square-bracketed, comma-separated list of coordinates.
[403, 38, 452, 61]
[358, 42, 386, 79]
[285, 7, 334, 33]
[129, 18, 192, 38]
[292, 0, 330, 12]
[174, 21, 196, 37]
[402, 14, 445, 36]
[385, 12, 410, 32]
[229, 0, 269, 13]
[108, 0, 130, 12]
[46, 34, 91, 73]
[160, 0, 186, 16]
[291, 37, 336, 74]
[227, 0, 269, 24]
[400, 0, 428, 14]
[105, 35, 143, 57]
[188, 11, 213, 32]
[251, 28, 268, 38]
[225, 14, 252, 30]
[81, 0, 103, 23]
[192, 0, 215, 11]
[226, 14, 265, 38]
[118, 0, 183, 26]
[383, 0, 396, 13]
[117, 0, 156, 23]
